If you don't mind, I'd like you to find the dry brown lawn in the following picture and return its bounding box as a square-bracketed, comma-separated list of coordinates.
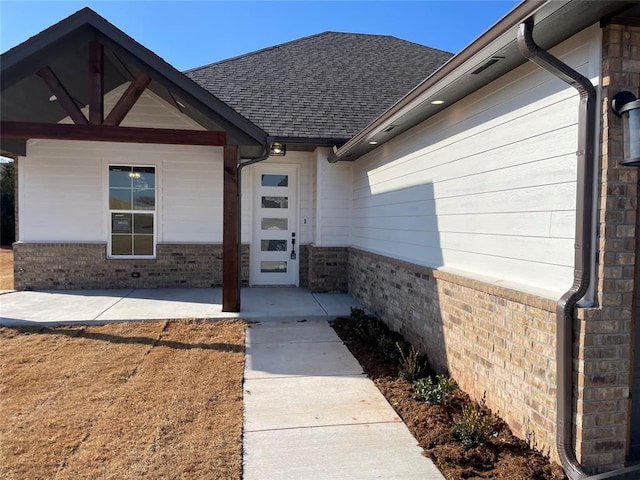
[0, 319, 245, 480]
[0, 247, 13, 290]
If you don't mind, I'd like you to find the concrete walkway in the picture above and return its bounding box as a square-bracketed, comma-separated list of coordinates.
[0, 287, 444, 479]
[244, 319, 444, 479]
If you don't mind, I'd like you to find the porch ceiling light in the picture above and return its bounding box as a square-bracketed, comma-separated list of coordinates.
[430, 99, 445, 105]
[270, 142, 286, 156]
[612, 91, 640, 166]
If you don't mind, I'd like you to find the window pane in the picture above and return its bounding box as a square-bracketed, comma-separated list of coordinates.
[134, 235, 153, 255]
[112, 213, 132, 233]
[111, 235, 132, 255]
[110, 188, 132, 210]
[109, 166, 132, 188]
[261, 174, 288, 187]
[261, 218, 288, 230]
[262, 196, 288, 208]
[261, 239, 287, 251]
[133, 189, 155, 210]
[261, 261, 287, 273]
[132, 166, 155, 189]
[133, 214, 154, 234]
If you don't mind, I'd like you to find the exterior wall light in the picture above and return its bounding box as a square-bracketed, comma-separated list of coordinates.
[611, 91, 640, 166]
[270, 142, 286, 156]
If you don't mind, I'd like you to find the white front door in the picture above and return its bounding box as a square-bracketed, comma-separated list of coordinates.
[251, 164, 299, 286]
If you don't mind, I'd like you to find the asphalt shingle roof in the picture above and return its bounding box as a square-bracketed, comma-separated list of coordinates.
[185, 32, 452, 141]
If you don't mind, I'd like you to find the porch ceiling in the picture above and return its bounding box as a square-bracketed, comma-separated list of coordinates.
[0, 8, 267, 157]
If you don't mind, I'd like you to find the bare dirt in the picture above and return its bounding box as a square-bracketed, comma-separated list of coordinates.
[0, 319, 245, 480]
[0, 247, 13, 290]
[331, 316, 567, 480]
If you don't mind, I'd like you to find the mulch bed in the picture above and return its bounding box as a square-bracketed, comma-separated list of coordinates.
[331, 316, 566, 480]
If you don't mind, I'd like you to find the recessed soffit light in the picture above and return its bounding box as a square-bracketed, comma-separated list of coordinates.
[430, 100, 445, 105]
[369, 141, 378, 145]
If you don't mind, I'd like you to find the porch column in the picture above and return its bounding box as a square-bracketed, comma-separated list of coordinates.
[223, 144, 239, 312]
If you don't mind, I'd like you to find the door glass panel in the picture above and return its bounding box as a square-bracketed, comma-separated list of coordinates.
[261, 239, 287, 251]
[262, 196, 288, 208]
[261, 261, 287, 273]
[261, 174, 288, 187]
[262, 218, 288, 230]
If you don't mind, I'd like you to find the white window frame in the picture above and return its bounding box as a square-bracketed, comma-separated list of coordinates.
[107, 164, 157, 259]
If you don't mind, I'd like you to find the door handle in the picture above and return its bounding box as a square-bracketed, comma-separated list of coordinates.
[291, 232, 296, 260]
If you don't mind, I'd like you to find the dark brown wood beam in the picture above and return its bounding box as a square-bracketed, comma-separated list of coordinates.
[37, 67, 88, 125]
[88, 40, 104, 125]
[104, 72, 152, 126]
[223, 144, 240, 312]
[0, 121, 227, 146]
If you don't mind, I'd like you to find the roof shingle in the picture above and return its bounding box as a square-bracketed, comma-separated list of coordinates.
[185, 32, 452, 141]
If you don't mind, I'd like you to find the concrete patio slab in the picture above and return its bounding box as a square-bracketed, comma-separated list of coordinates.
[244, 374, 402, 431]
[239, 288, 328, 317]
[95, 288, 224, 320]
[0, 287, 363, 326]
[243, 419, 443, 480]
[312, 292, 363, 316]
[0, 289, 133, 325]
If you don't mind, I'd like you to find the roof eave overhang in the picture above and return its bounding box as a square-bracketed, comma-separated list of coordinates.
[330, 0, 635, 162]
[1, 8, 268, 155]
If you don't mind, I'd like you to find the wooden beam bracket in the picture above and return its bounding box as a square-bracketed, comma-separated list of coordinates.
[104, 72, 152, 126]
[37, 66, 88, 125]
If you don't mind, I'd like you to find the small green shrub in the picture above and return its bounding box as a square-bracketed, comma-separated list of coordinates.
[397, 343, 424, 381]
[349, 307, 367, 324]
[378, 334, 399, 360]
[349, 308, 388, 345]
[453, 393, 498, 448]
[413, 375, 457, 405]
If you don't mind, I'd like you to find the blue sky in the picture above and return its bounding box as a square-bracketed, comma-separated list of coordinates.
[1, 1, 520, 71]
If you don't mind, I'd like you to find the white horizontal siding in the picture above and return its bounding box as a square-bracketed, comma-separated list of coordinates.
[316, 149, 352, 246]
[20, 85, 222, 244]
[161, 152, 223, 243]
[19, 152, 104, 242]
[350, 25, 601, 296]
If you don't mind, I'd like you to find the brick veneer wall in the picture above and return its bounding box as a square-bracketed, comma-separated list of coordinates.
[299, 244, 309, 288]
[13, 242, 250, 290]
[307, 245, 348, 292]
[569, 23, 640, 472]
[348, 247, 559, 462]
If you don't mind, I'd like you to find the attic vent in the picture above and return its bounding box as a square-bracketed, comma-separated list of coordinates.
[383, 125, 398, 133]
[471, 57, 504, 75]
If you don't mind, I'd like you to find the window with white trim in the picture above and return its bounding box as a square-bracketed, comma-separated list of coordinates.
[108, 165, 156, 257]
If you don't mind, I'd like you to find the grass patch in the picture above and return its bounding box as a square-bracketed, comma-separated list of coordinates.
[0, 319, 244, 479]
